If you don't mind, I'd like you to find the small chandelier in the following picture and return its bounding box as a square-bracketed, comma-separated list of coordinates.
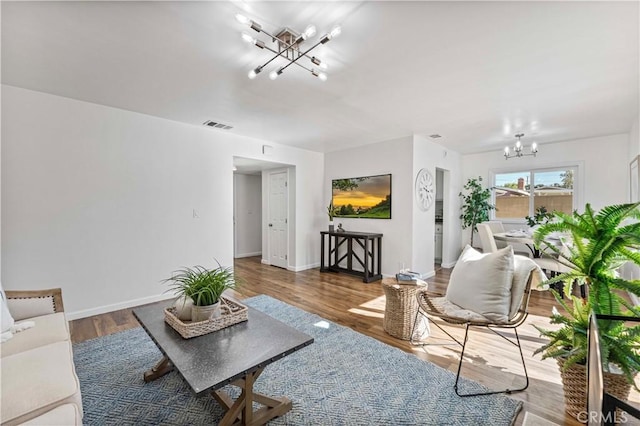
[503, 133, 538, 159]
[236, 13, 341, 81]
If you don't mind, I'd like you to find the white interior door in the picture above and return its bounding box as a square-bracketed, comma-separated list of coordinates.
[268, 171, 288, 269]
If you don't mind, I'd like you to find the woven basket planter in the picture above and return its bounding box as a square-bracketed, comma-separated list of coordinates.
[557, 357, 633, 421]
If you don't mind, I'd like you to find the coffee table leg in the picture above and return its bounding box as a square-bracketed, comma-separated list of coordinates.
[143, 356, 174, 383]
[212, 368, 293, 426]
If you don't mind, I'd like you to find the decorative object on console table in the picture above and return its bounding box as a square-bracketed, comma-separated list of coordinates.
[327, 201, 335, 232]
[320, 230, 383, 282]
[163, 260, 240, 322]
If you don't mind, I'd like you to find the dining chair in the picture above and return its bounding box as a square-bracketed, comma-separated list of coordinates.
[480, 221, 532, 258]
[486, 221, 508, 249]
[411, 246, 546, 397]
[476, 223, 498, 253]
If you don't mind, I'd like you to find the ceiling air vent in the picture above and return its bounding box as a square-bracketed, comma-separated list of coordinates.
[429, 134, 442, 139]
[203, 120, 233, 130]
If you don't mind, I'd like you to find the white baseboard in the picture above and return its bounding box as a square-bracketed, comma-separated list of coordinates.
[422, 270, 436, 279]
[441, 261, 457, 268]
[66, 293, 175, 321]
[261, 258, 270, 265]
[234, 251, 262, 259]
[288, 262, 320, 272]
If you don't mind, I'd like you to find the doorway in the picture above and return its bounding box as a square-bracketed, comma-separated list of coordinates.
[232, 157, 294, 270]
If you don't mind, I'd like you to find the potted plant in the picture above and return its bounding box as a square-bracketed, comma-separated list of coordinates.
[525, 205, 555, 228]
[532, 203, 640, 419]
[327, 202, 335, 232]
[459, 176, 495, 246]
[164, 260, 239, 322]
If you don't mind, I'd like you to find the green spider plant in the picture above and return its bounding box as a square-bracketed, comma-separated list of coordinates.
[164, 260, 238, 306]
[532, 203, 640, 388]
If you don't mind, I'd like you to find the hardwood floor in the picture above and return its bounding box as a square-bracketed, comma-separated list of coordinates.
[70, 257, 639, 425]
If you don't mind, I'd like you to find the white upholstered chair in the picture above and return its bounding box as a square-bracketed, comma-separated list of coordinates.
[485, 221, 507, 249]
[479, 221, 532, 258]
[476, 223, 498, 253]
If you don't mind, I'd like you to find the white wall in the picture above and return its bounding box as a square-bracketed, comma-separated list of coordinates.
[1, 85, 324, 318]
[324, 137, 414, 276]
[412, 135, 463, 272]
[461, 133, 629, 246]
[323, 136, 463, 277]
[233, 174, 261, 258]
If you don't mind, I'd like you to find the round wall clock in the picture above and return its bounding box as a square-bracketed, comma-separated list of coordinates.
[415, 168, 435, 212]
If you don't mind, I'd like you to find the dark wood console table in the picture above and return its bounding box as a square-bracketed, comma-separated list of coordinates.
[320, 231, 383, 282]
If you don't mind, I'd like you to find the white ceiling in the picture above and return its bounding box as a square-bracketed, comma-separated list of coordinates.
[2, 1, 638, 154]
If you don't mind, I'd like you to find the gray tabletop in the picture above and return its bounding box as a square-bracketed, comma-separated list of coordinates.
[133, 300, 314, 395]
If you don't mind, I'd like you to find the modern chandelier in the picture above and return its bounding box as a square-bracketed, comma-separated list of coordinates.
[236, 13, 341, 81]
[503, 133, 538, 160]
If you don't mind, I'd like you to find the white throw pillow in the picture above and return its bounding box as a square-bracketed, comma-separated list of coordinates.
[1, 281, 15, 333]
[445, 245, 515, 323]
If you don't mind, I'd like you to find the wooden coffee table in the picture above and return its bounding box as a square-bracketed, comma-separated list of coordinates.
[133, 300, 313, 426]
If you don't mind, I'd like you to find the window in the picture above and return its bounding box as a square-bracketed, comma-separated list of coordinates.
[492, 167, 577, 221]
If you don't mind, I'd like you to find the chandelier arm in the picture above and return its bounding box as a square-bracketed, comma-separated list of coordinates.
[260, 44, 316, 74]
[278, 38, 325, 74]
[254, 33, 305, 72]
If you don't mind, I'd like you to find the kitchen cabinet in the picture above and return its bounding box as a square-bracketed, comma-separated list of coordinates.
[435, 223, 443, 262]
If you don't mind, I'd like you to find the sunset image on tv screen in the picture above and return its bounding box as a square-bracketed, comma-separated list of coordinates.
[331, 174, 391, 219]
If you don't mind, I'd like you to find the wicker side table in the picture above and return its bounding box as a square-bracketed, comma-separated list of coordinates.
[381, 278, 429, 340]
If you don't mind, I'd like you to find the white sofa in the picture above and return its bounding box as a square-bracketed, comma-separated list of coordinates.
[1, 288, 83, 425]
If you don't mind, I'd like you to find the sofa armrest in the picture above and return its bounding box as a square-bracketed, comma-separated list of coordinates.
[5, 288, 65, 321]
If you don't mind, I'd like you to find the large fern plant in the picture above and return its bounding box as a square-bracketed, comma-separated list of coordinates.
[532, 203, 640, 387]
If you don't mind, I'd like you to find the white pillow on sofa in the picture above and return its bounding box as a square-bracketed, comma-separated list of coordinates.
[445, 245, 515, 323]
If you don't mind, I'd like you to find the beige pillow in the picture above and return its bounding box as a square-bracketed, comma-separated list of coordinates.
[445, 245, 514, 323]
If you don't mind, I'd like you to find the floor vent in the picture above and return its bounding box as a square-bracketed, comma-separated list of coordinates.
[203, 120, 233, 130]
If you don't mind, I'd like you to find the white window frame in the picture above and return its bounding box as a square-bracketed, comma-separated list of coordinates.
[489, 162, 583, 224]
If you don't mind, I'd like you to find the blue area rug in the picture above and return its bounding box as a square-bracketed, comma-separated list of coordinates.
[73, 295, 522, 425]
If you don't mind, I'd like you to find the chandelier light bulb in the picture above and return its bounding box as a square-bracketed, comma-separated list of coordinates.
[504, 146, 510, 155]
[248, 69, 257, 79]
[304, 25, 317, 39]
[330, 26, 342, 38]
[319, 62, 328, 70]
[235, 14, 250, 25]
[318, 72, 328, 82]
[531, 142, 538, 153]
[241, 32, 254, 43]
[269, 70, 279, 80]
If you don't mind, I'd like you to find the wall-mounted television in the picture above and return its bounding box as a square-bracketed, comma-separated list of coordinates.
[332, 174, 392, 219]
